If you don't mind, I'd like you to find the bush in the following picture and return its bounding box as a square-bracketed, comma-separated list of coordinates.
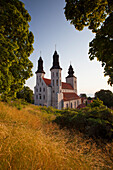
[54, 99, 113, 140]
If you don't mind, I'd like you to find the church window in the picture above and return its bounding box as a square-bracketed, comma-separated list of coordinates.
[53, 79, 54, 86]
[66, 103, 68, 108]
[71, 103, 73, 108]
[56, 79, 58, 86]
[43, 95, 45, 100]
[36, 95, 38, 99]
[77, 100, 79, 106]
[40, 87, 41, 92]
[74, 102, 76, 108]
[43, 88, 45, 92]
[39, 95, 41, 100]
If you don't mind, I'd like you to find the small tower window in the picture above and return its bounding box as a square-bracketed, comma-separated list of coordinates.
[56, 79, 58, 86]
[56, 72, 58, 77]
[40, 87, 41, 92]
[53, 79, 54, 86]
[36, 88, 38, 92]
[43, 88, 45, 92]
[53, 72, 54, 77]
[40, 78, 41, 82]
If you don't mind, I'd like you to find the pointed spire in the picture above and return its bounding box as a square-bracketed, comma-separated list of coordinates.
[35, 56, 45, 74]
[66, 64, 75, 77]
[50, 50, 62, 70]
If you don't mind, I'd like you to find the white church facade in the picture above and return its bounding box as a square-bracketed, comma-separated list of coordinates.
[34, 50, 81, 109]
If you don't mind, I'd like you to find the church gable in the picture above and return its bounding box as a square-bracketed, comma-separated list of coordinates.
[42, 78, 51, 86]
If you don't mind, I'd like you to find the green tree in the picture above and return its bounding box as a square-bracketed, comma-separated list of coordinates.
[0, 0, 34, 98]
[80, 93, 87, 98]
[64, 0, 113, 85]
[95, 89, 113, 108]
[17, 86, 33, 103]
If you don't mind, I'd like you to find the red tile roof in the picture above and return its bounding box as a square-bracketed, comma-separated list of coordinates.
[43, 78, 51, 86]
[63, 92, 80, 101]
[43, 77, 74, 90]
[62, 82, 73, 90]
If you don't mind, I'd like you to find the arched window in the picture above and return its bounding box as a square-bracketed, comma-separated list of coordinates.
[71, 103, 73, 108]
[66, 103, 68, 108]
[74, 102, 76, 108]
[77, 100, 79, 106]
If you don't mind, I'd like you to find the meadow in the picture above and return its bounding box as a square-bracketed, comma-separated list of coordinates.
[0, 100, 113, 169]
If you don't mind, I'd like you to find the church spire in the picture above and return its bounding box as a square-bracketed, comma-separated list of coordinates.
[67, 64, 75, 77]
[50, 50, 62, 70]
[35, 56, 45, 74]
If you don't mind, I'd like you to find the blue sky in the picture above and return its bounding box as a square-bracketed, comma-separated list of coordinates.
[21, 0, 113, 96]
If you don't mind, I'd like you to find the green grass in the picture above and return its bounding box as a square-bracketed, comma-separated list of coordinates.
[0, 101, 113, 169]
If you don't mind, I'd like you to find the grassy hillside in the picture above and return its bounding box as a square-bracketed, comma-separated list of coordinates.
[0, 101, 113, 169]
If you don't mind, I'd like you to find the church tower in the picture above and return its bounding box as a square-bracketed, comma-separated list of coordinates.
[66, 64, 77, 94]
[50, 51, 62, 108]
[34, 57, 45, 105]
[35, 56, 45, 83]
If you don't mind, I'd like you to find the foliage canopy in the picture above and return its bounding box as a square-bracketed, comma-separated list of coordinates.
[95, 89, 113, 108]
[17, 86, 34, 103]
[0, 0, 34, 98]
[64, 0, 113, 85]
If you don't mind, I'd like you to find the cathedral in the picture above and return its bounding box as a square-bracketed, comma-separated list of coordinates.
[34, 50, 81, 109]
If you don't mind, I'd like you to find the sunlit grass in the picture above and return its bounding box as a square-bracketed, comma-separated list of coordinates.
[0, 102, 113, 169]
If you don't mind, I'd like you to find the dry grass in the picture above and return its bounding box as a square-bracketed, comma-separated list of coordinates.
[0, 102, 113, 169]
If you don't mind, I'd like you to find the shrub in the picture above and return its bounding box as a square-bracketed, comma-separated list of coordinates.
[54, 100, 113, 140]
